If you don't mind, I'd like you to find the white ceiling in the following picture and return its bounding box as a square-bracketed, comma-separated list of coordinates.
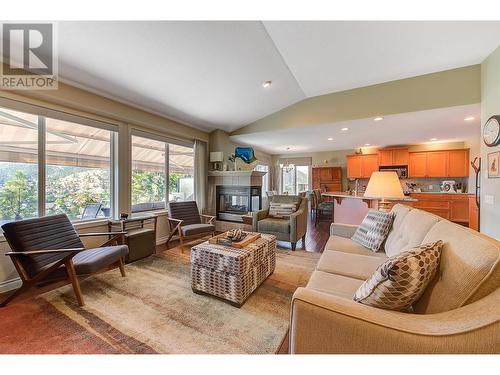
[230, 104, 481, 154]
[263, 21, 500, 97]
[48, 22, 500, 132]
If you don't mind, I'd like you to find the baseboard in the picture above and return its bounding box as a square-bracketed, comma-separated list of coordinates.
[0, 277, 21, 293]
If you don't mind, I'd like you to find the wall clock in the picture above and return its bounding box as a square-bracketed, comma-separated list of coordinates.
[483, 115, 500, 147]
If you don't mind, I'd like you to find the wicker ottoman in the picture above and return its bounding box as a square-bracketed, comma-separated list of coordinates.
[190, 233, 277, 307]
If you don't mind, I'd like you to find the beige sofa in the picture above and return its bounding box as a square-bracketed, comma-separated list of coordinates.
[290, 204, 500, 353]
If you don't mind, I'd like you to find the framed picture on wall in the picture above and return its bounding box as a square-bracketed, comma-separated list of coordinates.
[487, 151, 500, 178]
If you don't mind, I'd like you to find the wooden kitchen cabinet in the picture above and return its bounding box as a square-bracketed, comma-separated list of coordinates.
[408, 149, 469, 178]
[312, 166, 343, 192]
[347, 154, 379, 179]
[410, 193, 472, 225]
[378, 148, 409, 166]
[447, 149, 470, 177]
[408, 152, 427, 177]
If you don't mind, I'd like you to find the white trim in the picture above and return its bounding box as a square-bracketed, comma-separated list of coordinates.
[0, 277, 22, 293]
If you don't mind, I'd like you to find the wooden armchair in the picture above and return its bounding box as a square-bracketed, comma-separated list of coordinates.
[1, 214, 129, 307]
[166, 201, 215, 252]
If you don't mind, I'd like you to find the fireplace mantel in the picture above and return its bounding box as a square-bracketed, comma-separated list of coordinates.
[208, 171, 267, 178]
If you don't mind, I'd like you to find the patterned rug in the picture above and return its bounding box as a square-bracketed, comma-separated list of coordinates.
[0, 246, 320, 354]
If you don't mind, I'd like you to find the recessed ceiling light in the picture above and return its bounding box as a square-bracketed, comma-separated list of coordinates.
[464, 116, 475, 121]
[364, 143, 371, 146]
[373, 117, 384, 121]
[327, 137, 333, 141]
[430, 138, 438, 141]
[341, 127, 349, 131]
[262, 80, 272, 88]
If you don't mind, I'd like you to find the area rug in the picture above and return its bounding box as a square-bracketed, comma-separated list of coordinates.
[0, 247, 320, 354]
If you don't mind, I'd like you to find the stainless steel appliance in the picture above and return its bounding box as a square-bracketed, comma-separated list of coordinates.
[379, 165, 408, 179]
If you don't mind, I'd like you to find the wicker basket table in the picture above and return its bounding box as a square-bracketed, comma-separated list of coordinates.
[190, 233, 277, 307]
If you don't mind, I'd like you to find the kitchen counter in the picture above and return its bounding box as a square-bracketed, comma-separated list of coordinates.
[322, 192, 417, 202]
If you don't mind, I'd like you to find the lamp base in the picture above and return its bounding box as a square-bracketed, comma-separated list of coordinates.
[378, 199, 391, 212]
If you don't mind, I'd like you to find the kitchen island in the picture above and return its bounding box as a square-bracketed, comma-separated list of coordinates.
[321, 192, 417, 225]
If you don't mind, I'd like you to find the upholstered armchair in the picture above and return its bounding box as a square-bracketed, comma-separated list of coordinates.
[252, 195, 308, 250]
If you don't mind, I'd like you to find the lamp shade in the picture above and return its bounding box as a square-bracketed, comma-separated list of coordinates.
[209, 151, 223, 162]
[364, 171, 404, 199]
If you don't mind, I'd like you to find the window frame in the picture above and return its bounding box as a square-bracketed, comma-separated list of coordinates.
[0, 99, 118, 223]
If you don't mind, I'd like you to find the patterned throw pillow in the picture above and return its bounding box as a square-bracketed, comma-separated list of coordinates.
[269, 203, 297, 218]
[351, 210, 394, 252]
[354, 241, 443, 311]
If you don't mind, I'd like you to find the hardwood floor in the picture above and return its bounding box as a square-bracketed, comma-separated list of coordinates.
[1, 211, 330, 354]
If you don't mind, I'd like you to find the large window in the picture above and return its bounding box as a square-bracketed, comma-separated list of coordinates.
[0, 104, 116, 224]
[280, 164, 310, 195]
[0, 108, 39, 225]
[131, 133, 194, 212]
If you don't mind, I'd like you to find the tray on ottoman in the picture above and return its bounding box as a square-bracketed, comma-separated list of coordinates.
[190, 232, 277, 307]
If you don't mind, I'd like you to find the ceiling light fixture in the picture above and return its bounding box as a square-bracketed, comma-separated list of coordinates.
[365, 143, 371, 146]
[280, 147, 294, 173]
[341, 127, 349, 131]
[262, 80, 272, 88]
[327, 137, 333, 141]
[373, 117, 384, 121]
[464, 116, 475, 121]
[430, 138, 438, 141]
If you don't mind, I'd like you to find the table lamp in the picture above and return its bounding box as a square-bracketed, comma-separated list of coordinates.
[210, 151, 223, 171]
[364, 171, 404, 212]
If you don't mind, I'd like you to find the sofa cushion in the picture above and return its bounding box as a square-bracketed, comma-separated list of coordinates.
[384, 208, 441, 257]
[258, 217, 290, 234]
[307, 270, 364, 299]
[317, 250, 387, 280]
[384, 204, 412, 251]
[354, 241, 443, 311]
[324, 235, 387, 258]
[181, 223, 215, 236]
[351, 210, 394, 252]
[414, 220, 500, 314]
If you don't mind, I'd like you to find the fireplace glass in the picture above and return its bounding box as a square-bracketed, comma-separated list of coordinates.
[216, 186, 262, 222]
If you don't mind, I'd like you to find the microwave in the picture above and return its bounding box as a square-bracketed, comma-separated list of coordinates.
[379, 165, 408, 179]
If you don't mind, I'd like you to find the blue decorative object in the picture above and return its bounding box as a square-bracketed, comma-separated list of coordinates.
[235, 147, 256, 163]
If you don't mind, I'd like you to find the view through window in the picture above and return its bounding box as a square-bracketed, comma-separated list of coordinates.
[281, 165, 309, 195]
[131, 134, 194, 213]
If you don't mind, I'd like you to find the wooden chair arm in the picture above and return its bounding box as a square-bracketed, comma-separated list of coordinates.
[199, 214, 215, 224]
[79, 232, 127, 237]
[167, 217, 183, 224]
[5, 248, 85, 256]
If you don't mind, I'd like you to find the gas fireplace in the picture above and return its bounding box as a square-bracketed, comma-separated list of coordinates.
[216, 185, 262, 222]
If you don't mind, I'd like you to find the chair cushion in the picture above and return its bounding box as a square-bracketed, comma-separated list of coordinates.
[258, 217, 290, 234]
[307, 270, 364, 299]
[168, 201, 201, 226]
[324, 235, 387, 258]
[73, 245, 129, 274]
[384, 208, 441, 257]
[354, 241, 443, 311]
[414, 220, 500, 314]
[317, 250, 387, 280]
[351, 210, 395, 252]
[181, 223, 215, 236]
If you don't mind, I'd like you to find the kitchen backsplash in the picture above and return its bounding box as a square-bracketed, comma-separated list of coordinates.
[347, 177, 469, 194]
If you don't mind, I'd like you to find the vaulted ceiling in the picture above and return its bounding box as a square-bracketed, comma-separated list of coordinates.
[54, 21, 500, 132]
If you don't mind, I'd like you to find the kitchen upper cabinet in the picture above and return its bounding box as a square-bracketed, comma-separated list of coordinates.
[426, 151, 448, 177]
[361, 154, 379, 178]
[408, 149, 470, 178]
[408, 152, 427, 177]
[447, 149, 470, 177]
[347, 154, 378, 179]
[347, 155, 362, 179]
[378, 148, 409, 166]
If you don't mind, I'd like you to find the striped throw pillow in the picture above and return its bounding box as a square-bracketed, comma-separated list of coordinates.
[269, 203, 297, 218]
[351, 210, 394, 252]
